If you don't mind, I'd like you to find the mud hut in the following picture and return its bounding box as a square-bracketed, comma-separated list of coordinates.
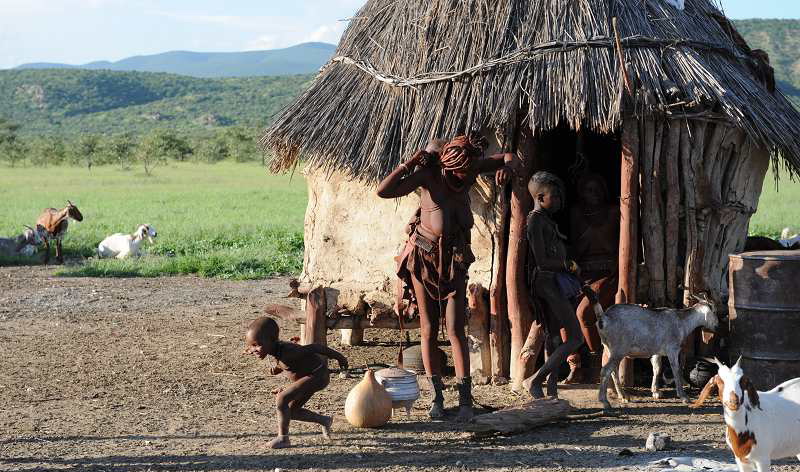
[261, 0, 800, 386]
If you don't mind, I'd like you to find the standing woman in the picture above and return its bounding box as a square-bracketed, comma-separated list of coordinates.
[377, 133, 513, 421]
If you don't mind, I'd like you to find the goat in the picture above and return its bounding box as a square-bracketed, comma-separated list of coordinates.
[582, 287, 719, 410]
[692, 358, 800, 472]
[0, 225, 48, 258]
[36, 200, 83, 264]
[97, 224, 157, 259]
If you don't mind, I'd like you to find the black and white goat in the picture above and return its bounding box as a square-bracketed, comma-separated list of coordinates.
[0, 225, 48, 257]
[692, 358, 800, 472]
[583, 287, 718, 410]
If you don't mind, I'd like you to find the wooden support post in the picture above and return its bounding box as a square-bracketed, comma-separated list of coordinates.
[617, 117, 640, 387]
[468, 284, 492, 384]
[304, 286, 327, 346]
[490, 185, 511, 383]
[508, 130, 536, 391]
[641, 119, 666, 307]
[340, 329, 364, 346]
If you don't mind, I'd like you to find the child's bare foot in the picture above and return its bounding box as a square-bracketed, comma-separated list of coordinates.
[321, 416, 333, 440]
[267, 435, 290, 449]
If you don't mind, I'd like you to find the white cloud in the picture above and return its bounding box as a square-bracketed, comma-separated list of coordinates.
[304, 22, 347, 44]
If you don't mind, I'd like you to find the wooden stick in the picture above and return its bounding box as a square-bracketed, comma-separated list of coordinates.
[490, 182, 511, 382]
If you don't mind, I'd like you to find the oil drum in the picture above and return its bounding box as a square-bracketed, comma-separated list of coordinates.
[728, 250, 800, 390]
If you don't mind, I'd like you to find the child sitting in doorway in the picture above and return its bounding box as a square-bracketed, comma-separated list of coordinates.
[521, 171, 585, 399]
[244, 317, 349, 448]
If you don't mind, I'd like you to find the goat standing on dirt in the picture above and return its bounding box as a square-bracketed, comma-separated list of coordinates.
[97, 224, 157, 259]
[692, 358, 800, 472]
[36, 201, 83, 264]
[0, 224, 48, 258]
[582, 287, 718, 410]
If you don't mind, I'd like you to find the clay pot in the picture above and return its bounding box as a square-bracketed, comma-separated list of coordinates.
[344, 369, 392, 428]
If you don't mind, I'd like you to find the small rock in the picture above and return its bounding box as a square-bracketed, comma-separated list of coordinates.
[645, 432, 671, 451]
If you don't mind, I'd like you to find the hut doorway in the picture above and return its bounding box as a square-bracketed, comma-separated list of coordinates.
[535, 125, 622, 240]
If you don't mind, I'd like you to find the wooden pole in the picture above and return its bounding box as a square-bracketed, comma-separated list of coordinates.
[508, 130, 536, 391]
[304, 286, 327, 346]
[641, 119, 666, 307]
[490, 185, 511, 383]
[617, 117, 640, 387]
[468, 283, 492, 384]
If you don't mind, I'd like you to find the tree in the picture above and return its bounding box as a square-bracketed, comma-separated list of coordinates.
[30, 136, 66, 167]
[136, 129, 192, 175]
[0, 117, 25, 167]
[71, 134, 101, 169]
[195, 135, 229, 164]
[224, 126, 258, 163]
[104, 134, 137, 170]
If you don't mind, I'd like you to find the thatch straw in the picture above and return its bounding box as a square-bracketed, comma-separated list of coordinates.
[261, 0, 800, 183]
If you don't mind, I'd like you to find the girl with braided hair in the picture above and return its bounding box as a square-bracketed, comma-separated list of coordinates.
[377, 133, 514, 421]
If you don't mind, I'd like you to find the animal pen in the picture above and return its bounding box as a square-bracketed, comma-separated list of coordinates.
[261, 0, 800, 389]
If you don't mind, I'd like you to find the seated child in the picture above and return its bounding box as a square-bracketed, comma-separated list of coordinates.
[244, 317, 349, 449]
[521, 171, 585, 399]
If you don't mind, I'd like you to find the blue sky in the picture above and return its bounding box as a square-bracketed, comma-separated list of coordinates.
[0, 0, 798, 70]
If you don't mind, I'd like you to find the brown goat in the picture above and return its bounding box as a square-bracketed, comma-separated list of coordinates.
[36, 200, 83, 264]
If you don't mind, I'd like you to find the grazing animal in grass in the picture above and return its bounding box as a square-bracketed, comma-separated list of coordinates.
[97, 224, 157, 259]
[0, 224, 48, 258]
[692, 358, 800, 472]
[36, 201, 83, 264]
[582, 287, 718, 410]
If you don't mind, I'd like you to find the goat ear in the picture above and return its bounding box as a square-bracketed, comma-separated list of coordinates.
[692, 374, 722, 408]
[740, 376, 761, 409]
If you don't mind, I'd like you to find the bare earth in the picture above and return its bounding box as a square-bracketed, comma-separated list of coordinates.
[1, 266, 798, 472]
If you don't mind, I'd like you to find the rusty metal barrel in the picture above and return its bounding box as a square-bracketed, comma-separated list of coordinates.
[728, 250, 800, 390]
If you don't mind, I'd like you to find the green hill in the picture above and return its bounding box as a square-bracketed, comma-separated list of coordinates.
[0, 69, 312, 135]
[15, 42, 336, 78]
[734, 19, 800, 106]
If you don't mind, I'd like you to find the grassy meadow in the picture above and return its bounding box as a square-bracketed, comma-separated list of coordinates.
[0, 162, 306, 279]
[0, 161, 797, 280]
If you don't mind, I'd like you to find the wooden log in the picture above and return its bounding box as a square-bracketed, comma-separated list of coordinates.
[664, 120, 682, 306]
[490, 184, 511, 382]
[617, 117, 641, 387]
[683, 121, 707, 302]
[468, 283, 492, 384]
[641, 119, 666, 307]
[508, 130, 536, 391]
[617, 116, 640, 306]
[467, 398, 572, 438]
[304, 286, 327, 346]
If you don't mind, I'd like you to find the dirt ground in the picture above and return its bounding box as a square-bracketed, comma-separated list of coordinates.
[1, 266, 798, 472]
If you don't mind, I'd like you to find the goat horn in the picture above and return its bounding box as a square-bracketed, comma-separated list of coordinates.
[734, 356, 743, 368]
[24, 225, 33, 230]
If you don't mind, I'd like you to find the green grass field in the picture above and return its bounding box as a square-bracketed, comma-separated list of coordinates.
[0, 162, 307, 279]
[0, 162, 797, 279]
[749, 168, 800, 237]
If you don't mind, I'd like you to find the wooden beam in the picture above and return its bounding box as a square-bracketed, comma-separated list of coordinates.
[617, 117, 640, 387]
[508, 130, 536, 391]
[664, 120, 682, 306]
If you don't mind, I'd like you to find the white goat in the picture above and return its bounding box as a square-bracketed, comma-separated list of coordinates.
[582, 287, 719, 410]
[0, 225, 48, 257]
[97, 224, 157, 259]
[692, 358, 800, 472]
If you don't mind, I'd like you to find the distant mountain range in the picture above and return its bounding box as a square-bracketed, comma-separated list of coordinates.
[14, 42, 337, 78]
[1, 20, 798, 137]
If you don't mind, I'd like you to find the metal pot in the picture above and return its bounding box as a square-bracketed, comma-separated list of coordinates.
[375, 367, 420, 417]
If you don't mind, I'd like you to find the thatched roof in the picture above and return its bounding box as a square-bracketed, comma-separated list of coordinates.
[261, 0, 800, 182]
